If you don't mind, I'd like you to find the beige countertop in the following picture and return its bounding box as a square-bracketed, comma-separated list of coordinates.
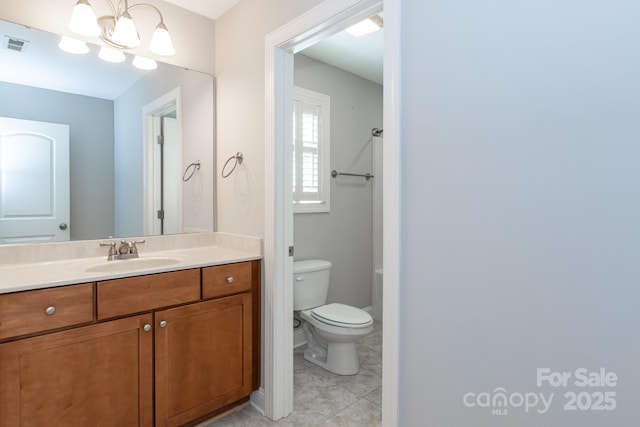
[0, 232, 262, 294]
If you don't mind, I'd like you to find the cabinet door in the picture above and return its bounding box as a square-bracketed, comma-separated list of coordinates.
[155, 294, 252, 427]
[0, 314, 153, 427]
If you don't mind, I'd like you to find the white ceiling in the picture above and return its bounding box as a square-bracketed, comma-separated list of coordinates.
[300, 27, 383, 85]
[163, 0, 240, 20]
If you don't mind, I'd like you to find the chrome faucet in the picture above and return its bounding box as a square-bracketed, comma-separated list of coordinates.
[99, 240, 146, 260]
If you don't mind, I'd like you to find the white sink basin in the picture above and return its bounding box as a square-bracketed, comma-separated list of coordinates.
[85, 257, 181, 273]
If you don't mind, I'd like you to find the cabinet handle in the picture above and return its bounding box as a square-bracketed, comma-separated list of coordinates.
[226, 276, 234, 284]
[143, 324, 152, 332]
[159, 320, 167, 328]
[45, 306, 56, 316]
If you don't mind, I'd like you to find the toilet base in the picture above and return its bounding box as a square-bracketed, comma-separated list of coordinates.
[304, 341, 361, 375]
[302, 321, 362, 375]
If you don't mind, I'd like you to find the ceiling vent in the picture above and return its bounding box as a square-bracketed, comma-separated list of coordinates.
[3, 35, 30, 53]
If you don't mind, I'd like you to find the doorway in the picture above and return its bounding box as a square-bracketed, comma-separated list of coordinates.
[263, 0, 400, 425]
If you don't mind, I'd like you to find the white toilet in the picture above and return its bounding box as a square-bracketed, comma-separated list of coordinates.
[294, 259, 373, 375]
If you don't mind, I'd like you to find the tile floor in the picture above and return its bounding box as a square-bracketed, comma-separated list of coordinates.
[203, 321, 382, 426]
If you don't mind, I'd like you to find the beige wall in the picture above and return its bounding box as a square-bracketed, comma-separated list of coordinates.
[0, 0, 215, 73]
[214, 0, 323, 237]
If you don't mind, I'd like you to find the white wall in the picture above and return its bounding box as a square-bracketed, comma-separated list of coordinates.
[293, 54, 382, 309]
[214, 0, 323, 237]
[400, 0, 640, 425]
[0, 0, 215, 74]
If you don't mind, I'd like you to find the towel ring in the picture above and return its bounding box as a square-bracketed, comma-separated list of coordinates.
[222, 152, 243, 178]
[182, 160, 201, 182]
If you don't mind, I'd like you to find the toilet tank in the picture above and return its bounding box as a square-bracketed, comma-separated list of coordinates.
[293, 259, 332, 311]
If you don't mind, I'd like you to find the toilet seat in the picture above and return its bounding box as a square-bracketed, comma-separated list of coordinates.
[310, 303, 373, 328]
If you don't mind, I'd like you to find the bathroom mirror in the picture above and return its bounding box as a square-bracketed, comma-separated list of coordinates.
[0, 19, 215, 244]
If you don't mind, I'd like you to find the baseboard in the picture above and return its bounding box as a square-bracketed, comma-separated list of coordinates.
[250, 387, 265, 415]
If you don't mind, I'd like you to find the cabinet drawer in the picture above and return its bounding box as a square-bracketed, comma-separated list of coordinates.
[0, 284, 94, 340]
[97, 269, 200, 320]
[202, 262, 252, 299]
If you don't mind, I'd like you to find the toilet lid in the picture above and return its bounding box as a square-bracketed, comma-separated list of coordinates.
[311, 303, 373, 328]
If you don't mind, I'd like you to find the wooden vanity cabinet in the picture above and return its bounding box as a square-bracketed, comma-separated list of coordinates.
[0, 259, 260, 427]
[0, 283, 94, 340]
[155, 293, 252, 427]
[0, 314, 154, 427]
[153, 261, 260, 426]
[202, 262, 253, 298]
[96, 269, 200, 320]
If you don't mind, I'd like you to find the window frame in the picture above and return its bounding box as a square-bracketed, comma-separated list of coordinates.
[292, 86, 330, 214]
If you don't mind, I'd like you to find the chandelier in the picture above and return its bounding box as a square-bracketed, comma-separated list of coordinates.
[66, 0, 175, 59]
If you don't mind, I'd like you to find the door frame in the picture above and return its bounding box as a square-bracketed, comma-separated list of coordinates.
[142, 87, 183, 236]
[263, 0, 401, 424]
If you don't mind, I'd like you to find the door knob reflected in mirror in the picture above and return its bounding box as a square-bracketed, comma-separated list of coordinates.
[59, 223, 68, 230]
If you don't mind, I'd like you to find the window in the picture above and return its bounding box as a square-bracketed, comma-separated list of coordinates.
[293, 86, 330, 213]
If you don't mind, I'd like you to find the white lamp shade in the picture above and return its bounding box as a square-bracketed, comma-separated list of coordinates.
[148, 24, 175, 56]
[68, 0, 101, 37]
[98, 47, 126, 63]
[132, 56, 157, 70]
[111, 12, 140, 47]
[58, 36, 90, 54]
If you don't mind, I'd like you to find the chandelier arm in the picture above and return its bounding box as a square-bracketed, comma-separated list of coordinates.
[97, 0, 119, 19]
[119, 0, 129, 16]
[125, 3, 166, 25]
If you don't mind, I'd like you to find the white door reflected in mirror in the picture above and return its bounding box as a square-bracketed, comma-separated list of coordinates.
[0, 117, 70, 244]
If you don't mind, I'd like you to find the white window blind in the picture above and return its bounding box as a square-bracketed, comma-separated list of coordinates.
[293, 87, 330, 213]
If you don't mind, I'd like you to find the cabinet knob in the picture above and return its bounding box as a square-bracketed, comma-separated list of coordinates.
[45, 306, 56, 316]
[226, 276, 234, 284]
[143, 324, 152, 332]
[159, 320, 167, 328]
